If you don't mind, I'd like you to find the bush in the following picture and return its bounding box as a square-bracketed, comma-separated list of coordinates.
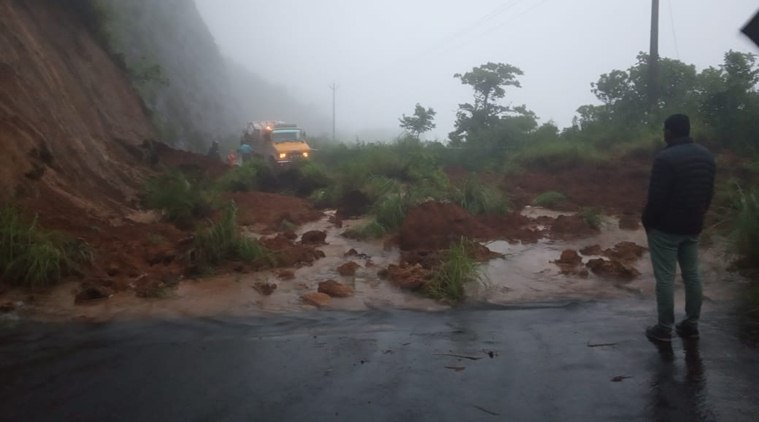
[457, 176, 509, 215]
[0, 205, 91, 288]
[424, 238, 480, 303]
[190, 203, 271, 270]
[578, 207, 602, 230]
[532, 191, 567, 209]
[215, 158, 273, 193]
[143, 170, 215, 228]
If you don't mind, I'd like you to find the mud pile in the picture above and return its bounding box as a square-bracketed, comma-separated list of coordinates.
[399, 202, 492, 251]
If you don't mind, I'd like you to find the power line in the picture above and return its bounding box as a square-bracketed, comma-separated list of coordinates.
[667, 0, 680, 59]
[395, 0, 524, 64]
[443, 0, 554, 55]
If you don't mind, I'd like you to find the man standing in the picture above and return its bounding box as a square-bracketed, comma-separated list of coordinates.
[643, 114, 716, 342]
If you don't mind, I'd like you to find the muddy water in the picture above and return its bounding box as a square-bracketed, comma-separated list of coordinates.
[473, 209, 748, 305]
[2, 209, 750, 322]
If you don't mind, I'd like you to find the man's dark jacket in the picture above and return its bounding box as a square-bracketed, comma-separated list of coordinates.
[642, 137, 716, 235]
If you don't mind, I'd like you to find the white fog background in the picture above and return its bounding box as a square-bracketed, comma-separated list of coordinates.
[195, 0, 758, 141]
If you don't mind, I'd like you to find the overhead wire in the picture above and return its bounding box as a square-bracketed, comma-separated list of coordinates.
[395, 0, 525, 64]
[667, 0, 680, 59]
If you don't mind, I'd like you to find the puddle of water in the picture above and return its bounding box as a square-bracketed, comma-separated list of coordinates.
[471, 214, 749, 305]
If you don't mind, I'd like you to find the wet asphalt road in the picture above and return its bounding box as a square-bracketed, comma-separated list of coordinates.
[1, 299, 757, 422]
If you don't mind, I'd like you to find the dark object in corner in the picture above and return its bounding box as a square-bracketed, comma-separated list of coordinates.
[742, 9, 759, 48]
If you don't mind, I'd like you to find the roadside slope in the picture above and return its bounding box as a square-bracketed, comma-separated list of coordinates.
[0, 0, 154, 216]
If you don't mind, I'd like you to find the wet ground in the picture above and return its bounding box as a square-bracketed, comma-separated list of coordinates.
[1, 299, 758, 421]
[3, 209, 748, 322]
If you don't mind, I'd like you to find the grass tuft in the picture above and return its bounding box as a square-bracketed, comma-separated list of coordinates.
[190, 203, 271, 271]
[458, 176, 509, 215]
[424, 238, 480, 303]
[0, 205, 91, 288]
[578, 207, 603, 230]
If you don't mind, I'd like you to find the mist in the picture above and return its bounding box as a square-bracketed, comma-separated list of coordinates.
[195, 0, 758, 141]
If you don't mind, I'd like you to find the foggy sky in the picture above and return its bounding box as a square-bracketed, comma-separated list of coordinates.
[194, 0, 758, 141]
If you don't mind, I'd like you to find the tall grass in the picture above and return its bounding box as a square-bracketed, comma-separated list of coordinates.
[0, 205, 91, 288]
[190, 203, 271, 270]
[458, 176, 509, 215]
[424, 239, 480, 303]
[143, 170, 215, 228]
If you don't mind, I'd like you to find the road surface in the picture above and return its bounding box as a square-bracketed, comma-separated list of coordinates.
[1, 299, 757, 421]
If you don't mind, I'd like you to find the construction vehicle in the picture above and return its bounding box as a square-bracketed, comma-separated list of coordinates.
[241, 121, 312, 165]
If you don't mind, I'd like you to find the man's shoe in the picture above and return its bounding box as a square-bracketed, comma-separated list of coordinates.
[675, 321, 699, 339]
[645, 324, 672, 342]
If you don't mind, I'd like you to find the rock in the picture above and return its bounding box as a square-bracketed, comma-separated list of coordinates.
[75, 283, 114, 304]
[318, 280, 354, 298]
[344, 248, 358, 257]
[277, 270, 295, 280]
[554, 249, 588, 277]
[586, 258, 640, 280]
[337, 261, 361, 276]
[302, 292, 331, 307]
[556, 249, 582, 265]
[604, 241, 647, 263]
[253, 281, 277, 296]
[382, 263, 431, 290]
[0, 302, 15, 313]
[579, 244, 603, 256]
[301, 230, 327, 244]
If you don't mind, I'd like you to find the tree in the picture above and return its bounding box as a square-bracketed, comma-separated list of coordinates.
[399, 103, 436, 139]
[449, 62, 524, 144]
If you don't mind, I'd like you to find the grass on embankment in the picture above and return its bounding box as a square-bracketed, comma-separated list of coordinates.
[0, 205, 91, 288]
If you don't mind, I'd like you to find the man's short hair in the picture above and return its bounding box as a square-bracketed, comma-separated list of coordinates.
[664, 114, 690, 137]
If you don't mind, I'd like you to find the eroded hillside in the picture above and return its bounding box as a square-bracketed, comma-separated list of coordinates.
[0, 0, 154, 215]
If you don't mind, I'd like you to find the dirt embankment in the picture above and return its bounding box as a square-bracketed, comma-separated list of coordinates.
[0, 0, 158, 216]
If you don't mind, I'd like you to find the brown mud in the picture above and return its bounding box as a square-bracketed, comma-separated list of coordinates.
[1, 145, 751, 322]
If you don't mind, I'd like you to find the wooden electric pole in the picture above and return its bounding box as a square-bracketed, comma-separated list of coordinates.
[649, 0, 660, 110]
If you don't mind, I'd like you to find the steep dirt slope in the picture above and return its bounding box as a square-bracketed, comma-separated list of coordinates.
[0, 0, 154, 216]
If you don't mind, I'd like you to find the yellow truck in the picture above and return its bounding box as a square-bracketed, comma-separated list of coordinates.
[241, 121, 312, 165]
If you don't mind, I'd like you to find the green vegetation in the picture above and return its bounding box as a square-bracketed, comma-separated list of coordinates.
[457, 176, 509, 215]
[399, 103, 436, 139]
[142, 170, 215, 229]
[578, 207, 603, 230]
[342, 219, 388, 240]
[532, 191, 567, 209]
[214, 158, 273, 193]
[424, 239, 481, 303]
[190, 204, 271, 271]
[0, 205, 91, 288]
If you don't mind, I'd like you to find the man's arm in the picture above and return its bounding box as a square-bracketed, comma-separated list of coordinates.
[642, 157, 673, 231]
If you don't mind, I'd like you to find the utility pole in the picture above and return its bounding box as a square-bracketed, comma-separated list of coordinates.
[649, 0, 659, 110]
[329, 82, 338, 142]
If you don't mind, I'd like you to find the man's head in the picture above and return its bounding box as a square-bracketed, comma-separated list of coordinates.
[664, 114, 690, 142]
